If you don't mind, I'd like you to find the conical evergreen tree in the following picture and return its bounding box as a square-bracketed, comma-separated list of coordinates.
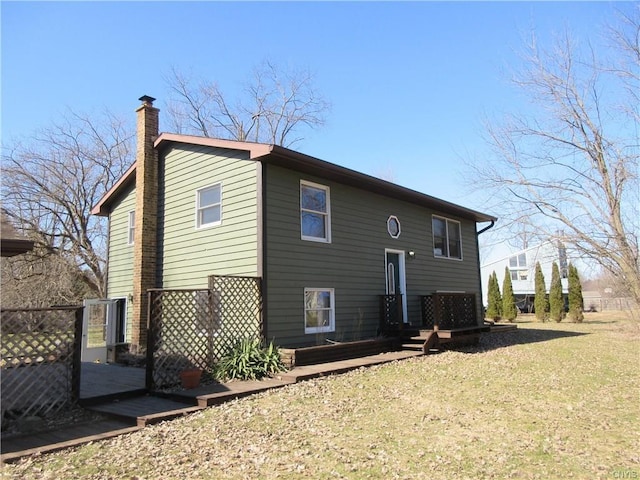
[486, 271, 502, 321]
[502, 267, 518, 322]
[534, 262, 549, 322]
[567, 263, 584, 322]
[549, 261, 564, 322]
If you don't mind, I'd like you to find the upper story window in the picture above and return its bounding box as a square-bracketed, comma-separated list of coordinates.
[304, 288, 335, 334]
[127, 210, 135, 245]
[300, 181, 331, 243]
[387, 215, 401, 239]
[432, 216, 462, 260]
[509, 253, 527, 268]
[509, 253, 528, 281]
[196, 183, 222, 229]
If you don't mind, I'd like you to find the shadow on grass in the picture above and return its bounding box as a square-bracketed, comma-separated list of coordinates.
[458, 327, 590, 354]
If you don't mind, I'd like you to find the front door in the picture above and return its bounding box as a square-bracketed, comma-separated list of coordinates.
[82, 299, 116, 362]
[385, 250, 408, 323]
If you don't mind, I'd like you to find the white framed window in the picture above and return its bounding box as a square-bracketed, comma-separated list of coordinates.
[432, 215, 462, 260]
[300, 181, 331, 243]
[127, 210, 135, 245]
[509, 253, 528, 281]
[304, 288, 335, 334]
[196, 183, 222, 229]
[387, 215, 401, 239]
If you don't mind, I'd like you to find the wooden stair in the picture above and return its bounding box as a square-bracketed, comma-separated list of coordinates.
[401, 325, 491, 355]
[401, 330, 441, 355]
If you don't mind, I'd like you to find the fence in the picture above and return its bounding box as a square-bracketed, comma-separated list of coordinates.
[421, 293, 478, 329]
[1, 307, 82, 427]
[583, 297, 637, 312]
[146, 275, 263, 390]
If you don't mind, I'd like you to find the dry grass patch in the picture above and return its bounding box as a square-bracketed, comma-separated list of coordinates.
[3, 311, 639, 479]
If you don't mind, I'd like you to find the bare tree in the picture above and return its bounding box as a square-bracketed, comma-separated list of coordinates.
[471, 8, 640, 306]
[165, 61, 330, 147]
[1, 109, 134, 298]
[1, 247, 93, 308]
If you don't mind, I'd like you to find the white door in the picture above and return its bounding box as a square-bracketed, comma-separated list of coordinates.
[82, 299, 116, 362]
[385, 249, 408, 323]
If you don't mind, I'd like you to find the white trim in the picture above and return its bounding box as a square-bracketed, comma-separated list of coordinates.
[304, 287, 335, 334]
[384, 249, 408, 323]
[432, 215, 463, 261]
[195, 183, 222, 229]
[300, 180, 331, 243]
[127, 210, 135, 245]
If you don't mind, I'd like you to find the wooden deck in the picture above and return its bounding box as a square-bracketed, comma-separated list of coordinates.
[1, 349, 425, 463]
[80, 362, 146, 399]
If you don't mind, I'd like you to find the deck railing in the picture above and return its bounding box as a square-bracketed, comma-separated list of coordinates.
[379, 294, 404, 336]
[146, 275, 263, 390]
[421, 293, 478, 329]
[0, 306, 82, 426]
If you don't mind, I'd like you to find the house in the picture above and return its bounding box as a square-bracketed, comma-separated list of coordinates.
[480, 241, 570, 312]
[1, 212, 34, 257]
[92, 96, 496, 353]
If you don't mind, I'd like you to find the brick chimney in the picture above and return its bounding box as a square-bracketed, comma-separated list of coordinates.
[131, 95, 159, 352]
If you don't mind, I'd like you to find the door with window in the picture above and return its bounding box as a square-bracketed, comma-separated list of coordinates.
[385, 250, 408, 324]
[82, 299, 120, 362]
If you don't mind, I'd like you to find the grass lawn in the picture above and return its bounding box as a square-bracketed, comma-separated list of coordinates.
[3, 311, 639, 479]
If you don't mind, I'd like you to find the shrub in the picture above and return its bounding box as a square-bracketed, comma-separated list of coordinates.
[549, 262, 565, 322]
[502, 267, 518, 322]
[214, 337, 285, 381]
[486, 271, 502, 321]
[567, 263, 584, 322]
[534, 262, 549, 322]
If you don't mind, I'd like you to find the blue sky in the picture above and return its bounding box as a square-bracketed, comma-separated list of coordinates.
[1, 1, 625, 224]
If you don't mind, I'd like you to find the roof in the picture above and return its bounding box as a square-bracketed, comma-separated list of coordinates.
[92, 134, 496, 224]
[1, 212, 35, 257]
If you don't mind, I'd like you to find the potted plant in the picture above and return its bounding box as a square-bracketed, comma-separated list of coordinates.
[180, 368, 202, 389]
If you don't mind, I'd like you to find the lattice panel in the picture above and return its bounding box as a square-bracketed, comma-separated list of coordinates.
[147, 277, 263, 390]
[379, 294, 403, 335]
[148, 290, 214, 389]
[1, 308, 80, 425]
[428, 293, 477, 329]
[421, 295, 435, 328]
[208, 275, 263, 357]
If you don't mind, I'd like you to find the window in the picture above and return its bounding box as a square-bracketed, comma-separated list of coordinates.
[558, 244, 568, 279]
[196, 184, 222, 228]
[509, 253, 527, 268]
[432, 216, 462, 259]
[300, 181, 331, 242]
[304, 288, 335, 334]
[511, 270, 528, 281]
[127, 211, 135, 245]
[509, 253, 528, 281]
[387, 215, 401, 239]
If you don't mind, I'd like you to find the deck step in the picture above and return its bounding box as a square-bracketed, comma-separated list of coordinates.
[87, 395, 204, 427]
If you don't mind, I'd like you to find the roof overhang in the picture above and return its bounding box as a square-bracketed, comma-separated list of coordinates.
[1, 213, 35, 257]
[91, 133, 496, 224]
[1, 238, 35, 257]
[261, 146, 496, 223]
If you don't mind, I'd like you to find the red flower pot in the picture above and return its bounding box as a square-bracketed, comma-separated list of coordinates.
[180, 368, 202, 389]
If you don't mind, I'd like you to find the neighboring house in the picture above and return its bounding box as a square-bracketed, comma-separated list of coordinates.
[480, 241, 570, 312]
[1, 212, 34, 257]
[92, 96, 496, 352]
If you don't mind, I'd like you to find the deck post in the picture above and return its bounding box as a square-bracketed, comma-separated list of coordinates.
[396, 294, 404, 335]
[145, 290, 155, 391]
[71, 306, 83, 404]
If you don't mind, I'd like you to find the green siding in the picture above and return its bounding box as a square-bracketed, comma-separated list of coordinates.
[264, 165, 483, 348]
[159, 144, 259, 288]
[105, 183, 136, 342]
